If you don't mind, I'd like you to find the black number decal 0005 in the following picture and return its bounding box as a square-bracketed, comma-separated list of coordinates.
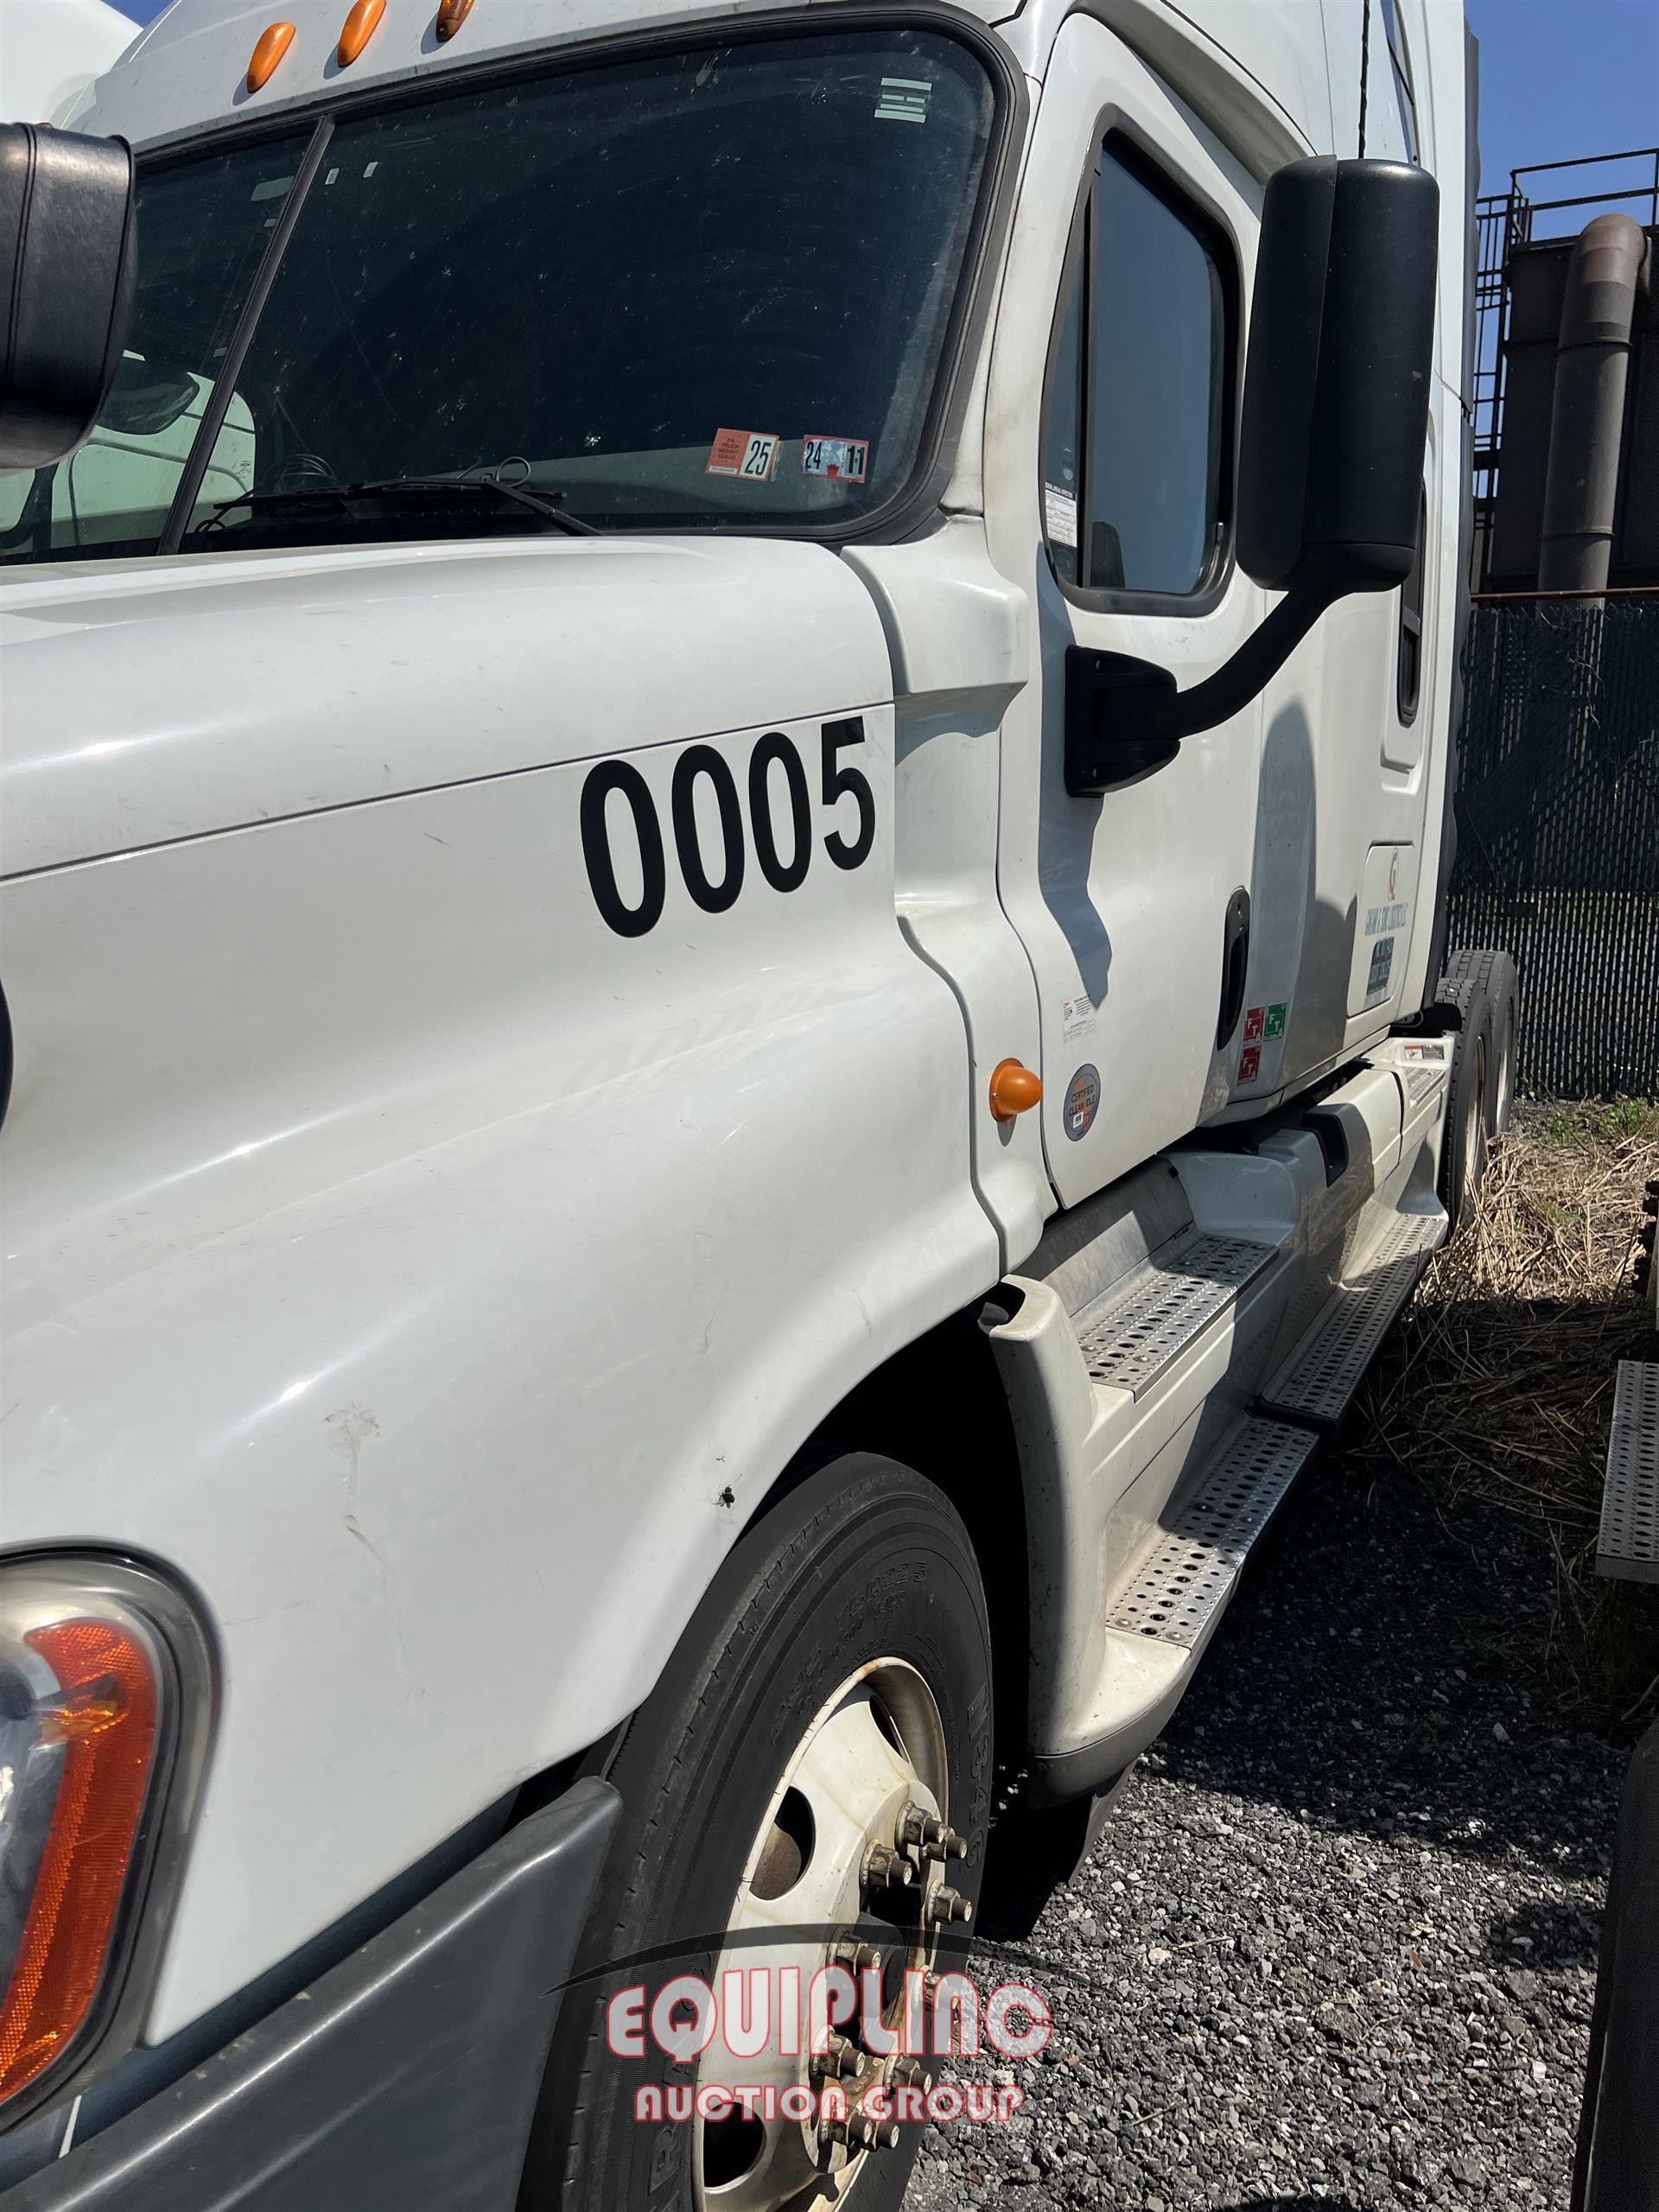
[671, 746, 745, 914]
[579, 758, 667, 938]
[748, 731, 811, 893]
[580, 721, 873, 936]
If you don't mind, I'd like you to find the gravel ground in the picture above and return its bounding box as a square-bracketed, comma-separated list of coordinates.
[908, 1450, 1630, 2211]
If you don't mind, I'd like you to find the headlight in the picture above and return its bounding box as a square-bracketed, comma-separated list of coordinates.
[0, 1560, 212, 2121]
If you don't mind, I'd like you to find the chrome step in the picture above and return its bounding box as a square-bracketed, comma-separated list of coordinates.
[1102, 1416, 1319, 1649]
[1074, 1234, 1275, 1397]
[1258, 1209, 1444, 1426]
[1597, 1361, 1659, 1585]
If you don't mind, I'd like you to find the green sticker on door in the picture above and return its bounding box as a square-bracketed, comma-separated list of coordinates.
[1264, 1002, 1287, 1039]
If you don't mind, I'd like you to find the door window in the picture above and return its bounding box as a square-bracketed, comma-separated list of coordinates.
[1041, 138, 1234, 599]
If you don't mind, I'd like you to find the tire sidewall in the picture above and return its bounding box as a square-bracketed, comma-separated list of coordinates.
[529, 1455, 994, 2211]
[1441, 984, 1494, 1237]
[1484, 954, 1520, 1136]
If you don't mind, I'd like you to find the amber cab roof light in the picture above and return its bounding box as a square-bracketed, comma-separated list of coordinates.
[337, 0, 386, 68]
[436, 0, 475, 39]
[246, 22, 296, 94]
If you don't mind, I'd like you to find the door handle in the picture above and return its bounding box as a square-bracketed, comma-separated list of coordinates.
[1217, 887, 1251, 1050]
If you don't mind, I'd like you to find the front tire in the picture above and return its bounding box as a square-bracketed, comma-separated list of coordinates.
[524, 1454, 994, 2212]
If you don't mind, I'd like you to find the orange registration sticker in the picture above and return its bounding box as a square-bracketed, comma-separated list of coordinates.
[706, 429, 780, 481]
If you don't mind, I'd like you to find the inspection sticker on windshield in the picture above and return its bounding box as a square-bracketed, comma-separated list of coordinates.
[706, 429, 780, 481]
[802, 435, 869, 484]
[1043, 483, 1078, 550]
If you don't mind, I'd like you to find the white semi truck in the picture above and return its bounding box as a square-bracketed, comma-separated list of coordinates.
[0, 1, 135, 129]
[0, 3, 1518, 2208]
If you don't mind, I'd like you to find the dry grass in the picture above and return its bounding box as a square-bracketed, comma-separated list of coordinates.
[1353, 1098, 1659, 1733]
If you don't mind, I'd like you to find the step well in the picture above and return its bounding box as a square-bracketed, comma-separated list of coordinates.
[1074, 1235, 1276, 1398]
[1103, 1415, 1319, 1649]
[1598, 1360, 1659, 1586]
[1259, 1208, 1443, 1426]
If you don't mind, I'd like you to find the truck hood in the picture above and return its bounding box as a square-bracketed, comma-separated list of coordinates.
[0, 535, 891, 877]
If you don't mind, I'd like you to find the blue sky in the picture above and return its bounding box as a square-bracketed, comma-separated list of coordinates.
[111, 0, 1658, 213]
[1466, 0, 1658, 224]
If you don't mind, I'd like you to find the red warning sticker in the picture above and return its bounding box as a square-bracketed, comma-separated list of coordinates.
[1243, 1006, 1265, 1045]
[706, 429, 780, 481]
[802, 434, 870, 484]
[1238, 1046, 1262, 1084]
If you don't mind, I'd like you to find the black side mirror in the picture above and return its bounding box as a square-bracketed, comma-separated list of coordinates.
[0, 124, 136, 474]
[1240, 157, 1440, 597]
[1066, 156, 1440, 791]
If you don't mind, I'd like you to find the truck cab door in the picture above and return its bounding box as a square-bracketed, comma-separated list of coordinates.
[982, 15, 1269, 1206]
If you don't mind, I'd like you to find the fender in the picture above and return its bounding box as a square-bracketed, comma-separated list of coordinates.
[0, 535, 1001, 2040]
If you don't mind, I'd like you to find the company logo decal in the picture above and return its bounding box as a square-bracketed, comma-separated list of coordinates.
[1063, 1064, 1100, 1141]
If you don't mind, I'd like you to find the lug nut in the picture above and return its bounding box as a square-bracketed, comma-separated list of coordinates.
[898, 1808, 968, 1860]
[823, 2113, 901, 2153]
[887, 2055, 931, 2091]
[810, 2032, 861, 2081]
[862, 1843, 914, 1890]
[924, 1885, 973, 1927]
[830, 1939, 885, 1978]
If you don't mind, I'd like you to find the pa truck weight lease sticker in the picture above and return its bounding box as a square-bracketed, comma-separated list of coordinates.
[581, 721, 875, 938]
[802, 435, 869, 484]
[706, 429, 780, 481]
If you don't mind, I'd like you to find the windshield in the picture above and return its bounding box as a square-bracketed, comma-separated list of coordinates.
[0, 27, 997, 565]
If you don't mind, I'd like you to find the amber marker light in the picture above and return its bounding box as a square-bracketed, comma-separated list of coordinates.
[435, 0, 475, 38]
[0, 1620, 158, 2104]
[245, 22, 296, 94]
[988, 1058, 1043, 1122]
[336, 0, 386, 67]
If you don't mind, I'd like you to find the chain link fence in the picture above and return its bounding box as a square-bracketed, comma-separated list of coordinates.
[1447, 595, 1659, 1098]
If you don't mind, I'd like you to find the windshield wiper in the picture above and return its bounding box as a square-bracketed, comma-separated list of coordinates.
[202, 474, 600, 535]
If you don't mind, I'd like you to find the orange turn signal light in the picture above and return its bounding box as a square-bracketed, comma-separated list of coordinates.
[246, 22, 296, 93]
[988, 1058, 1043, 1122]
[337, 0, 385, 68]
[436, 0, 475, 39]
[0, 1620, 159, 2104]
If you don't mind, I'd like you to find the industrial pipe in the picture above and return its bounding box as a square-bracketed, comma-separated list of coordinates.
[1538, 212, 1651, 593]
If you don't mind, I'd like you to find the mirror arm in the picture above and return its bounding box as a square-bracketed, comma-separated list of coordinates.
[1064, 582, 1333, 794]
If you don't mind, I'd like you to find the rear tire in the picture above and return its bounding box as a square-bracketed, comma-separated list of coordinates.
[523, 1455, 994, 2212]
[1439, 964, 1494, 1238]
[1442, 947, 1520, 1137]
[1482, 952, 1520, 1137]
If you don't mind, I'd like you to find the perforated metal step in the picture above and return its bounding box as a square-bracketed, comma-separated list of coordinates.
[1103, 1417, 1319, 1649]
[1598, 1361, 1659, 1585]
[1075, 1235, 1275, 1397]
[1259, 1209, 1443, 1426]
